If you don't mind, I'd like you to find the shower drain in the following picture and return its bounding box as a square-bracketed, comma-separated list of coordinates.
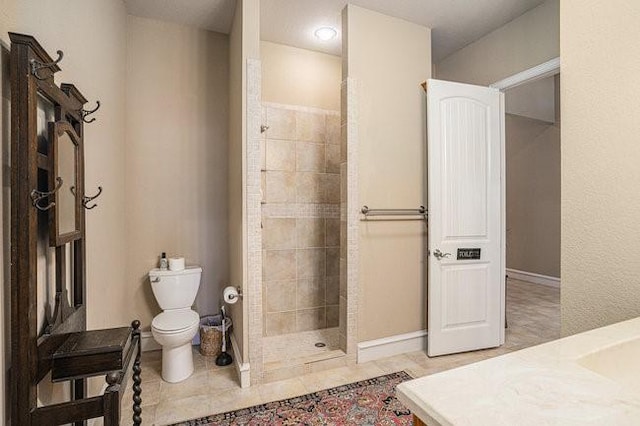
[314, 342, 326, 348]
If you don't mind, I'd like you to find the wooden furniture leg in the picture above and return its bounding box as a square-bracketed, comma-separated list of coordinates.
[104, 373, 121, 426]
[73, 378, 87, 426]
[132, 320, 142, 425]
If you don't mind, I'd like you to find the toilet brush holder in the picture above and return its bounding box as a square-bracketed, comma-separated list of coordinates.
[215, 317, 233, 366]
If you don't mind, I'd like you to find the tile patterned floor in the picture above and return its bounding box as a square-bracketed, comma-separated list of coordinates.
[123, 279, 560, 425]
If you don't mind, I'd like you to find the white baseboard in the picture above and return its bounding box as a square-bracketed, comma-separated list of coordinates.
[357, 330, 428, 364]
[141, 331, 161, 352]
[507, 268, 560, 288]
[230, 332, 251, 388]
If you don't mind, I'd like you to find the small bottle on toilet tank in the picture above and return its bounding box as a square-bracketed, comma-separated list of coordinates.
[160, 252, 168, 270]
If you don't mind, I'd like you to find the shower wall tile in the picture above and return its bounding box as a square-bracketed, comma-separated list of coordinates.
[322, 174, 341, 204]
[266, 107, 296, 140]
[340, 122, 347, 161]
[266, 139, 296, 171]
[296, 248, 326, 279]
[262, 203, 339, 219]
[340, 83, 347, 126]
[263, 218, 296, 250]
[326, 248, 340, 278]
[340, 163, 347, 204]
[296, 142, 325, 172]
[325, 219, 340, 247]
[326, 305, 339, 328]
[325, 276, 340, 305]
[296, 111, 325, 142]
[296, 218, 325, 248]
[326, 144, 341, 173]
[265, 280, 297, 313]
[340, 221, 347, 259]
[263, 250, 296, 281]
[296, 277, 326, 309]
[248, 60, 264, 384]
[296, 308, 326, 332]
[262, 103, 342, 338]
[266, 311, 296, 336]
[339, 259, 347, 298]
[339, 297, 347, 336]
[265, 171, 296, 203]
[326, 114, 341, 145]
[296, 172, 323, 203]
[338, 307, 347, 340]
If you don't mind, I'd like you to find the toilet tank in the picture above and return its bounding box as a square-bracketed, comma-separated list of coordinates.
[149, 266, 202, 310]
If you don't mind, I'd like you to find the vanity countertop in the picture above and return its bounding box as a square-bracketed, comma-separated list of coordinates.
[397, 317, 640, 426]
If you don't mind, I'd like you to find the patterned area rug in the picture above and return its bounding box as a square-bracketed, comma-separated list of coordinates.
[172, 371, 413, 426]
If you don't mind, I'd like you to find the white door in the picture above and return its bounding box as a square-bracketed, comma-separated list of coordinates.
[427, 79, 505, 357]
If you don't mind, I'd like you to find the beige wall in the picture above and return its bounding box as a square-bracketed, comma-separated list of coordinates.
[506, 113, 560, 278]
[436, 0, 559, 86]
[561, 0, 640, 335]
[344, 5, 431, 341]
[125, 16, 229, 328]
[0, 0, 127, 420]
[261, 41, 341, 111]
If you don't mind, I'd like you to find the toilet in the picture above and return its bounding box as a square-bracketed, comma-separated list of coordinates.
[149, 266, 202, 383]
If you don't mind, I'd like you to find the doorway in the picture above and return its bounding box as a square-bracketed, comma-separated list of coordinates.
[503, 69, 561, 344]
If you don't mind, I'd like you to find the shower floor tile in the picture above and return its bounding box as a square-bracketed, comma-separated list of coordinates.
[262, 327, 340, 365]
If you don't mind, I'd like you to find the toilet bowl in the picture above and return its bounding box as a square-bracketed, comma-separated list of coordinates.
[149, 266, 202, 383]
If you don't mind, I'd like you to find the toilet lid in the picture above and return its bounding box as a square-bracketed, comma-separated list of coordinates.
[152, 310, 199, 332]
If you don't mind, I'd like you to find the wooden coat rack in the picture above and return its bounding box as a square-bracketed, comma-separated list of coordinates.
[10, 32, 141, 425]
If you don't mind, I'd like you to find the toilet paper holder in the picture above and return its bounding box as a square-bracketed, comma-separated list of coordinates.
[226, 286, 243, 301]
[223, 286, 244, 304]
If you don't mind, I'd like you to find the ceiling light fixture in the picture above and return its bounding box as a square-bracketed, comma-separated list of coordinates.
[314, 27, 337, 41]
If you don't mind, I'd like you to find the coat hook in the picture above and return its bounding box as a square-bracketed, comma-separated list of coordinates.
[31, 177, 63, 211]
[30, 50, 64, 80]
[70, 185, 103, 209]
[80, 100, 101, 124]
[82, 186, 103, 210]
[260, 124, 270, 133]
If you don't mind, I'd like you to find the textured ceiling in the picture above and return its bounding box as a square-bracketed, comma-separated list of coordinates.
[124, 0, 547, 62]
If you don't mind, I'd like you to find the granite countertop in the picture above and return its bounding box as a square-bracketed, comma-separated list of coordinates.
[397, 317, 640, 426]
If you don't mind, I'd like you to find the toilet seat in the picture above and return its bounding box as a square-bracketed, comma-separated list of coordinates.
[152, 309, 199, 334]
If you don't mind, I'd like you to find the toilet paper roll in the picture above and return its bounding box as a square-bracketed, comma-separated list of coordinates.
[223, 286, 239, 304]
[169, 257, 185, 271]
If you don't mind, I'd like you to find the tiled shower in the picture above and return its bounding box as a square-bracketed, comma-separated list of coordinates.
[261, 103, 342, 338]
[248, 71, 358, 385]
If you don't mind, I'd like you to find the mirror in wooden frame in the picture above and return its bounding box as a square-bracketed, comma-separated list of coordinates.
[49, 121, 83, 246]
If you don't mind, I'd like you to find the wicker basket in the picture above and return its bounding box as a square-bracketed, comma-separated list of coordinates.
[200, 324, 222, 357]
[199, 316, 232, 357]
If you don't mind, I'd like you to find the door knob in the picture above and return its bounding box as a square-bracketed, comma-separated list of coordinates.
[433, 249, 451, 260]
